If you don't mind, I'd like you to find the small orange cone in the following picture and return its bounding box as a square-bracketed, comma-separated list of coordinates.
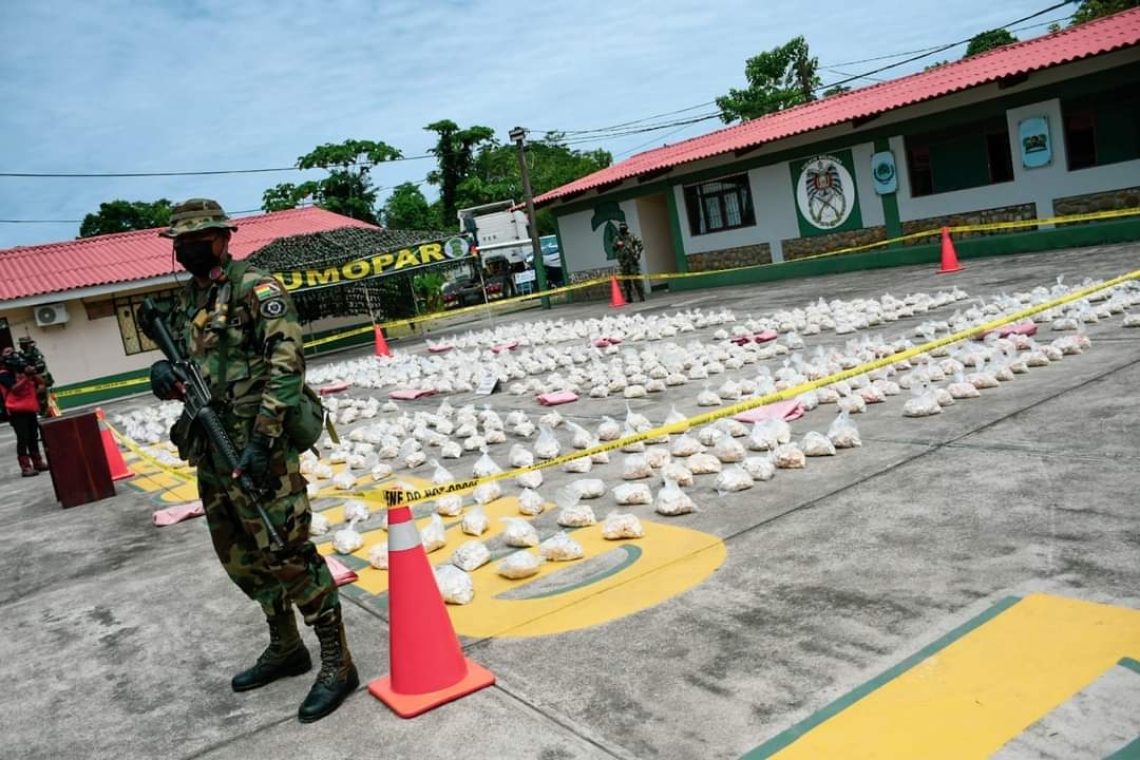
[94, 408, 135, 481]
[937, 227, 964, 274]
[608, 275, 627, 309]
[368, 491, 495, 718]
[374, 325, 391, 357]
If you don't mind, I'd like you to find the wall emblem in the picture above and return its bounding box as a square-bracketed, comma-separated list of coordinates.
[790, 149, 863, 238]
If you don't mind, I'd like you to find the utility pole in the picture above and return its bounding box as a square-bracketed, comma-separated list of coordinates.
[509, 126, 550, 310]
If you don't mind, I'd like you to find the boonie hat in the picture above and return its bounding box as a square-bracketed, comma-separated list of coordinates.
[161, 198, 238, 238]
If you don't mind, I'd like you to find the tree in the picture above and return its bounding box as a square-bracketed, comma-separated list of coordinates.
[715, 36, 820, 123]
[381, 182, 440, 230]
[424, 120, 495, 229]
[822, 84, 851, 98]
[78, 199, 173, 238]
[1072, 0, 1140, 24]
[261, 139, 402, 225]
[964, 28, 1018, 57]
[455, 134, 612, 235]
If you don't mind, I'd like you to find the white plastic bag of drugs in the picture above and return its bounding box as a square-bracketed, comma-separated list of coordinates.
[613, 482, 653, 505]
[461, 505, 489, 536]
[472, 480, 502, 506]
[497, 550, 543, 580]
[602, 512, 645, 540]
[774, 443, 806, 469]
[332, 470, 358, 491]
[644, 447, 671, 469]
[741, 456, 776, 482]
[655, 477, 697, 515]
[450, 540, 491, 572]
[440, 441, 462, 459]
[712, 436, 746, 463]
[716, 464, 755, 494]
[310, 511, 331, 536]
[367, 542, 388, 570]
[597, 416, 621, 441]
[556, 488, 597, 527]
[570, 478, 607, 499]
[567, 422, 593, 449]
[509, 443, 534, 468]
[664, 405, 689, 432]
[501, 517, 540, 548]
[430, 459, 454, 485]
[516, 469, 543, 489]
[539, 532, 585, 562]
[333, 518, 364, 554]
[562, 455, 593, 473]
[421, 513, 447, 553]
[827, 411, 862, 449]
[623, 454, 653, 480]
[902, 386, 943, 417]
[434, 564, 475, 605]
[671, 433, 704, 457]
[534, 424, 561, 459]
[697, 425, 725, 447]
[518, 488, 546, 516]
[948, 371, 981, 399]
[371, 462, 395, 480]
[802, 431, 837, 457]
[662, 462, 695, 487]
[472, 451, 502, 479]
[343, 500, 370, 523]
[697, 384, 722, 407]
[435, 494, 463, 517]
[688, 452, 723, 475]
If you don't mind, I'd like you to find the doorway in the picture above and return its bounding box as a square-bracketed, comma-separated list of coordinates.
[634, 193, 678, 287]
[0, 318, 13, 354]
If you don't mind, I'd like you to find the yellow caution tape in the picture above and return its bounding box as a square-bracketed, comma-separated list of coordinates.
[361, 267, 1140, 509]
[106, 422, 197, 485]
[54, 376, 150, 399]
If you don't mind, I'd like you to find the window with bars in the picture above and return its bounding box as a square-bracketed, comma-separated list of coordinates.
[683, 174, 757, 236]
[115, 289, 179, 356]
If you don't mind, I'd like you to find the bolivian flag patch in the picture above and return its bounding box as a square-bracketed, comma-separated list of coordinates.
[254, 282, 280, 301]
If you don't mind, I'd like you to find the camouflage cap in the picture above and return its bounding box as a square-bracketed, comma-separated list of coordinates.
[160, 198, 238, 238]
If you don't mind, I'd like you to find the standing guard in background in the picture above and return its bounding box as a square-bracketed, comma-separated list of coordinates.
[614, 222, 645, 303]
[144, 198, 357, 723]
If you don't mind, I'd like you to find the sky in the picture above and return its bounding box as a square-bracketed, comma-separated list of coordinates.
[0, 0, 1067, 250]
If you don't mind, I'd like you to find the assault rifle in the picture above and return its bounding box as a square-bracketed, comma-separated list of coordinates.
[139, 297, 285, 550]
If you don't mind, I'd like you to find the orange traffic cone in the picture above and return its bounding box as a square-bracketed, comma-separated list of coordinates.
[937, 227, 964, 274]
[374, 325, 391, 357]
[368, 493, 495, 718]
[608, 275, 627, 309]
[94, 408, 135, 481]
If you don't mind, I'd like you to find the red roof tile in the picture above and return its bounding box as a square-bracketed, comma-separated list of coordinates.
[0, 206, 376, 301]
[536, 8, 1140, 207]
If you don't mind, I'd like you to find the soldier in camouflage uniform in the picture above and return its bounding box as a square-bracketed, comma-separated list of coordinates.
[614, 222, 645, 303]
[146, 199, 357, 723]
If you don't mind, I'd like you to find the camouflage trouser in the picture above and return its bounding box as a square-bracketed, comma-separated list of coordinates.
[197, 414, 338, 625]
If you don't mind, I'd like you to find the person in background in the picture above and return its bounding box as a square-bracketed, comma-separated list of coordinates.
[17, 337, 53, 417]
[614, 222, 645, 303]
[0, 347, 48, 476]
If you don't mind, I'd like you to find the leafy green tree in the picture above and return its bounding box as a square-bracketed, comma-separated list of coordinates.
[261, 139, 402, 224]
[822, 84, 851, 98]
[381, 182, 440, 230]
[425, 120, 495, 230]
[1072, 0, 1140, 24]
[79, 199, 173, 237]
[965, 28, 1018, 57]
[455, 134, 611, 235]
[715, 36, 820, 123]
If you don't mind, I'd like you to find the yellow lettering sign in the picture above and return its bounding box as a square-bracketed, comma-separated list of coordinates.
[275, 272, 303, 291]
[306, 267, 339, 287]
[395, 249, 420, 269]
[342, 260, 371, 281]
[371, 253, 395, 274]
[420, 243, 444, 263]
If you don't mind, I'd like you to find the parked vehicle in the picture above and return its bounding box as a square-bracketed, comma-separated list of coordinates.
[442, 255, 516, 309]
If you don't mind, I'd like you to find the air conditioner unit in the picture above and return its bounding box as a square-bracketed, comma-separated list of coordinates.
[34, 303, 69, 327]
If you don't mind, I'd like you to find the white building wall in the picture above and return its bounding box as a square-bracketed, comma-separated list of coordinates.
[557, 201, 642, 274]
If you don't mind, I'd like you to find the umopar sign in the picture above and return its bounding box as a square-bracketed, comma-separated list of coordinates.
[274, 235, 471, 292]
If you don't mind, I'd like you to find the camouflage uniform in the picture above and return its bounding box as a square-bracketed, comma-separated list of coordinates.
[615, 229, 645, 302]
[171, 256, 338, 625]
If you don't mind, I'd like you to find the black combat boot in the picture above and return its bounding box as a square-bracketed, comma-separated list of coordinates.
[298, 608, 359, 723]
[231, 610, 312, 692]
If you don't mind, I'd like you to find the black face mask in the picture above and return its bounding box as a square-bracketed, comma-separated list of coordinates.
[175, 239, 217, 278]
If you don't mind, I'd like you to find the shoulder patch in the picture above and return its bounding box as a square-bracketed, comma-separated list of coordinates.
[260, 298, 287, 319]
[254, 280, 284, 302]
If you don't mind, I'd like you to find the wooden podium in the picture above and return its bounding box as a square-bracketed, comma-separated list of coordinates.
[40, 412, 115, 508]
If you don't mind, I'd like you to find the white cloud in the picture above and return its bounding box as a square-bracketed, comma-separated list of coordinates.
[0, 0, 1052, 247]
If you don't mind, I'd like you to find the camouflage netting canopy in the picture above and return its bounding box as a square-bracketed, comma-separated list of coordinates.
[246, 226, 459, 324]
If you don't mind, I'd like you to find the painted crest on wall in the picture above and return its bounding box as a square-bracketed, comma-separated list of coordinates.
[871, 150, 898, 195]
[1018, 116, 1052, 169]
[590, 201, 627, 261]
[790, 150, 863, 238]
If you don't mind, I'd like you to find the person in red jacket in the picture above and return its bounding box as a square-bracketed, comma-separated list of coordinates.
[1, 348, 48, 476]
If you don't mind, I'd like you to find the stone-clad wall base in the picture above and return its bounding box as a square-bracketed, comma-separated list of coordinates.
[781, 227, 888, 261]
[686, 244, 772, 272]
[1053, 186, 1140, 225]
[568, 266, 620, 301]
[901, 203, 1037, 245]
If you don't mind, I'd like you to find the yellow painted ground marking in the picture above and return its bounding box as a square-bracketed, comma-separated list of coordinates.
[766, 594, 1140, 760]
